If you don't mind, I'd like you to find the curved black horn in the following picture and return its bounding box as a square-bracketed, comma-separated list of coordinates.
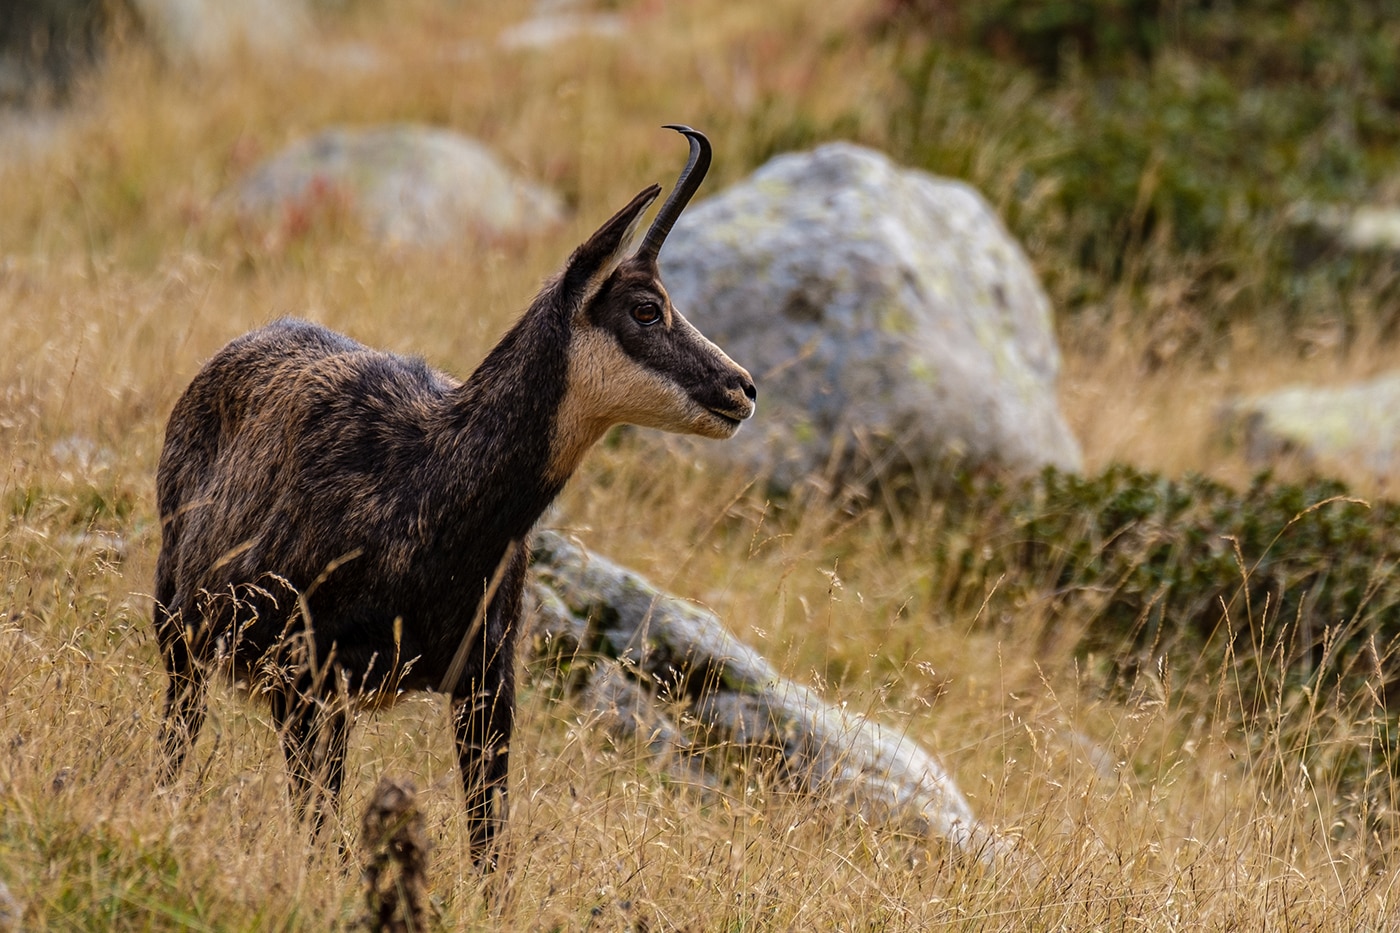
[635, 124, 711, 263]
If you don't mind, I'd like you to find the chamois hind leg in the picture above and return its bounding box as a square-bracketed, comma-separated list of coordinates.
[270, 682, 351, 839]
[154, 588, 208, 782]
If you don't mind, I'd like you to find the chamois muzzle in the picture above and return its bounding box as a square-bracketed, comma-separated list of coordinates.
[711, 371, 757, 427]
[689, 344, 756, 439]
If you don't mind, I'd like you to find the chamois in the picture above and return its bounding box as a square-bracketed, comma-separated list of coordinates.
[153, 125, 754, 866]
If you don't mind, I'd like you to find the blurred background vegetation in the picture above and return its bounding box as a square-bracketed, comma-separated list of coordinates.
[10, 0, 1400, 354]
[877, 1, 1400, 342]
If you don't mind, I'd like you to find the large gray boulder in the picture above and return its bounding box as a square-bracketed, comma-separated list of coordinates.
[232, 125, 564, 248]
[1226, 373, 1400, 479]
[661, 143, 1081, 488]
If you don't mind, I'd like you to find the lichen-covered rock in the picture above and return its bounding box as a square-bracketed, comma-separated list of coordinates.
[232, 125, 564, 247]
[660, 142, 1081, 487]
[1227, 373, 1400, 478]
[528, 530, 1011, 866]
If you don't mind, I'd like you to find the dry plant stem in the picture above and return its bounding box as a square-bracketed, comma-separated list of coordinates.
[360, 777, 430, 933]
[527, 530, 1013, 868]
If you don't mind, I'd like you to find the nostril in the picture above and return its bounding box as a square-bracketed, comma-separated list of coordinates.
[742, 381, 756, 402]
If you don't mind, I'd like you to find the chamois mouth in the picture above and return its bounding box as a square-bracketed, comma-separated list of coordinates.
[704, 403, 753, 435]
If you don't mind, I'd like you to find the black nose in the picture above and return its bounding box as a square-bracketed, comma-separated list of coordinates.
[742, 380, 756, 401]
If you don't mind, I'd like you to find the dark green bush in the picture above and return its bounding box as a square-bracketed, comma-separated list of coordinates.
[880, 0, 1165, 78]
[878, 0, 1400, 339]
[942, 464, 1400, 709]
[884, 0, 1400, 93]
[0, 0, 135, 104]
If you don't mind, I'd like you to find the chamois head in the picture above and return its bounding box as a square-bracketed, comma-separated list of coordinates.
[547, 126, 756, 477]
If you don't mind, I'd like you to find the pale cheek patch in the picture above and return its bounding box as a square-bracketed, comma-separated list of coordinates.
[547, 329, 706, 483]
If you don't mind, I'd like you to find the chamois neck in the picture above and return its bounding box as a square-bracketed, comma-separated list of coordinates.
[433, 298, 577, 543]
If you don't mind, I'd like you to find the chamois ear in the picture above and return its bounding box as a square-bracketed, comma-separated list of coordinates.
[562, 184, 662, 313]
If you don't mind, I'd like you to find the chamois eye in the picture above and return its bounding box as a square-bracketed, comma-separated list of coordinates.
[631, 302, 662, 326]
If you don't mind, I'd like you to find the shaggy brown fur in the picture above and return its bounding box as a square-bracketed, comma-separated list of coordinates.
[153, 127, 754, 866]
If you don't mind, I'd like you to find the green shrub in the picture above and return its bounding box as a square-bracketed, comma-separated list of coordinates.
[942, 464, 1400, 706]
[925, 464, 1400, 812]
[884, 0, 1400, 92]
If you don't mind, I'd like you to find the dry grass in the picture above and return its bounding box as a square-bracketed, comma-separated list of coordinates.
[3, 1, 1400, 928]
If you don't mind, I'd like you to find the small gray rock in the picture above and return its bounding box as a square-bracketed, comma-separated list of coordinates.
[1290, 202, 1400, 252]
[131, 0, 310, 64]
[498, 13, 626, 51]
[0, 108, 80, 166]
[0, 879, 19, 932]
[1226, 373, 1400, 478]
[660, 142, 1081, 487]
[233, 125, 564, 247]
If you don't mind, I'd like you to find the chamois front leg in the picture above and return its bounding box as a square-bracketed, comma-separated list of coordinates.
[452, 665, 515, 870]
[270, 683, 351, 839]
[451, 545, 526, 869]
